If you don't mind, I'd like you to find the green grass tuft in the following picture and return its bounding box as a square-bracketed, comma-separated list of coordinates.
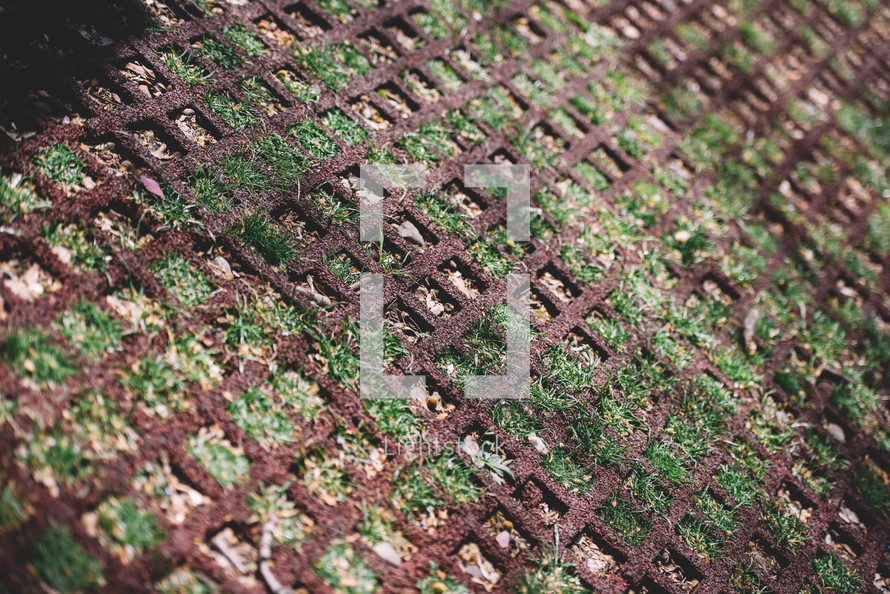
[324, 252, 361, 285]
[56, 301, 122, 359]
[314, 540, 378, 594]
[599, 492, 651, 546]
[0, 480, 27, 531]
[415, 188, 475, 241]
[468, 224, 527, 278]
[761, 500, 810, 552]
[186, 432, 250, 488]
[541, 446, 592, 495]
[220, 152, 280, 196]
[120, 336, 220, 413]
[491, 400, 542, 437]
[158, 47, 210, 85]
[626, 464, 671, 513]
[512, 547, 590, 593]
[240, 76, 281, 113]
[311, 188, 356, 225]
[296, 448, 352, 504]
[573, 161, 609, 191]
[275, 70, 321, 103]
[364, 397, 421, 440]
[289, 120, 340, 159]
[413, 9, 451, 38]
[810, 554, 860, 593]
[2, 328, 76, 386]
[251, 133, 308, 185]
[96, 497, 164, 554]
[223, 23, 267, 56]
[0, 173, 51, 218]
[678, 494, 734, 562]
[315, 0, 356, 21]
[189, 165, 234, 212]
[542, 343, 596, 393]
[729, 562, 768, 593]
[323, 108, 368, 145]
[247, 483, 314, 547]
[230, 212, 295, 266]
[203, 90, 258, 131]
[29, 526, 104, 592]
[561, 245, 602, 285]
[437, 304, 506, 376]
[271, 368, 324, 420]
[716, 463, 760, 508]
[151, 254, 214, 307]
[393, 453, 480, 519]
[196, 34, 244, 68]
[852, 463, 890, 513]
[192, 0, 221, 17]
[31, 145, 85, 186]
[570, 411, 628, 467]
[134, 182, 195, 228]
[297, 42, 371, 89]
[426, 58, 464, 90]
[365, 142, 395, 164]
[228, 387, 294, 448]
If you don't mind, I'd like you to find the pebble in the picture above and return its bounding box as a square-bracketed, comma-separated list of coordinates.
[463, 565, 483, 579]
[528, 433, 549, 455]
[839, 504, 860, 526]
[673, 229, 691, 243]
[495, 530, 511, 548]
[398, 220, 425, 246]
[52, 245, 72, 264]
[372, 542, 402, 567]
[826, 423, 846, 442]
[211, 256, 232, 278]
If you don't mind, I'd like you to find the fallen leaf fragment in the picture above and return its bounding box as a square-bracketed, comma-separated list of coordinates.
[140, 175, 164, 197]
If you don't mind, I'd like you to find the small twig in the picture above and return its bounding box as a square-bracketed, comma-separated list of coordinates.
[211, 532, 247, 574]
[293, 285, 332, 307]
[259, 517, 291, 594]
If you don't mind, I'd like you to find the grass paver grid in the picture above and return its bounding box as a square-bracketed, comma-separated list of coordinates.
[1, 0, 890, 591]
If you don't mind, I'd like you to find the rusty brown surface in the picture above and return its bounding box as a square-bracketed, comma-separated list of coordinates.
[1, 0, 890, 592]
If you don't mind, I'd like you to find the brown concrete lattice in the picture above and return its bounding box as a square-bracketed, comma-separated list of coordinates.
[2, 0, 890, 592]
